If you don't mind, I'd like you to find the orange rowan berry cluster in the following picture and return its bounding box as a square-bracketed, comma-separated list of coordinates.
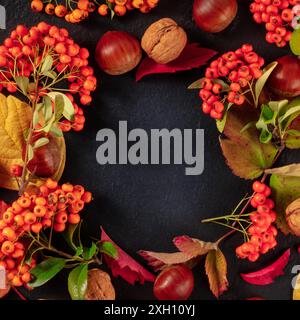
[236, 181, 278, 262]
[31, 0, 159, 23]
[0, 179, 92, 287]
[0, 22, 96, 132]
[98, 0, 159, 17]
[250, 0, 300, 47]
[200, 44, 265, 120]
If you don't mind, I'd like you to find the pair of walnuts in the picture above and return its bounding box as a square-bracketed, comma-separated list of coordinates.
[142, 18, 187, 64]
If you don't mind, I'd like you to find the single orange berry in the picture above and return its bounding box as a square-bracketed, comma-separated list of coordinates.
[1, 241, 14, 254]
[55, 211, 68, 224]
[53, 223, 66, 232]
[114, 4, 127, 16]
[2, 227, 16, 241]
[45, 3, 55, 15]
[82, 191, 92, 203]
[17, 197, 31, 208]
[62, 183, 74, 193]
[33, 205, 47, 217]
[46, 179, 58, 190]
[31, 0, 43, 12]
[24, 212, 37, 225]
[14, 215, 25, 227]
[35, 197, 47, 206]
[3, 211, 14, 224]
[55, 5, 67, 17]
[42, 218, 52, 228]
[21, 272, 31, 283]
[98, 4, 109, 16]
[11, 275, 22, 287]
[68, 213, 80, 225]
[31, 222, 43, 234]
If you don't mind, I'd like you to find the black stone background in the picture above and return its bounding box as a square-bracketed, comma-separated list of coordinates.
[0, 0, 300, 300]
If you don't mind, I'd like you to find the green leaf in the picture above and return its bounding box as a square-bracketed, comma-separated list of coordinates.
[68, 264, 88, 300]
[30, 257, 66, 287]
[33, 137, 49, 149]
[27, 144, 34, 162]
[47, 92, 74, 121]
[220, 105, 277, 180]
[41, 55, 54, 73]
[75, 247, 83, 257]
[82, 243, 97, 260]
[216, 103, 233, 133]
[268, 100, 289, 115]
[255, 62, 278, 107]
[269, 174, 300, 235]
[280, 105, 300, 124]
[43, 71, 57, 80]
[50, 125, 63, 137]
[43, 96, 53, 123]
[266, 164, 300, 177]
[188, 78, 204, 89]
[32, 110, 39, 128]
[99, 241, 119, 259]
[286, 129, 300, 137]
[15, 76, 29, 95]
[259, 129, 272, 144]
[63, 223, 80, 251]
[290, 29, 300, 56]
[54, 96, 64, 121]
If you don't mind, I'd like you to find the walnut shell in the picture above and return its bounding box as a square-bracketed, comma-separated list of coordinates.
[141, 18, 187, 64]
[286, 198, 300, 237]
[85, 269, 115, 300]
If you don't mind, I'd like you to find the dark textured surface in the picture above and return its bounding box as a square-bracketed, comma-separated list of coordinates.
[0, 0, 300, 300]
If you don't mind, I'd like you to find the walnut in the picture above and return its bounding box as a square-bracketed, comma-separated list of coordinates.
[141, 18, 187, 64]
[286, 198, 300, 237]
[85, 269, 116, 300]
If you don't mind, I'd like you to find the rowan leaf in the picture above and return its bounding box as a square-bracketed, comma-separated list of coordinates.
[220, 105, 277, 180]
[205, 249, 228, 298]
[269, 174, 300, 234]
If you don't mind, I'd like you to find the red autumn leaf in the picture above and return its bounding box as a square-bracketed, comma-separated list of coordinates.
[101, 227, 155, 285]
[136, 43, 217, 81]
[241, 249, 290, 285]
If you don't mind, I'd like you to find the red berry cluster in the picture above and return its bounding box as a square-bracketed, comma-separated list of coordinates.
[0, 179, 92, 287]
[199, 44, 265, 120]
[0, 22, 97, 132]
[250, 0, 298, 47]
[236, 181, 278, 262]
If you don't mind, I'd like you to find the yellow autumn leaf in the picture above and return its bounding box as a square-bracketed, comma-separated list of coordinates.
[0, 93, 66, 191]
[293, 273, 300, 300]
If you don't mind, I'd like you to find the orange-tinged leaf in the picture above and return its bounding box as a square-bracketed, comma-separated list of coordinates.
[220, 105, 277, 180]
[173, 235, 217, 258]
[139, 250, 192, 271]
[205, 249, 228, 298]
[0, 94, 65, 190]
